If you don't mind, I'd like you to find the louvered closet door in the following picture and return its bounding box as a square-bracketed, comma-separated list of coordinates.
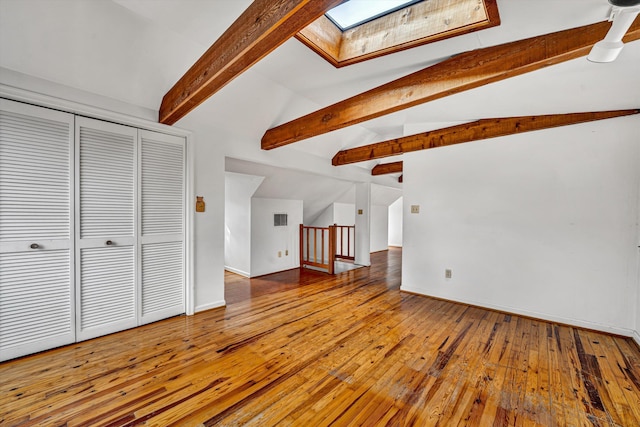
[76, 117, 137, 341]
[138, 130, 185, 324]
[0, 99, 75, 362]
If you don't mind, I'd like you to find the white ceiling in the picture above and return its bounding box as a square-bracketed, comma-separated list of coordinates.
[1, 0, 638, 211]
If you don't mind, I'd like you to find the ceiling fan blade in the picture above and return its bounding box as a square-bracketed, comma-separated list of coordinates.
[588, 6, 640, 62]
[609, 0, 640, 6]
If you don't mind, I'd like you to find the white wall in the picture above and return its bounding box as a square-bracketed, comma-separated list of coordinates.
[636, 179, 640, 345]
[370, 204, 389, 252]
[402, 117, 640, 336]
[0, 0, 207, 114]
[314, 202, 388, 253]
[224, 172, 264, 277]
[332, 202, 389, 253]
[355, 183, 372, 266]
[311, 202, 355, 228]
[176, 115, 227, 312]
[310, 204, 334, 227]
[334, 202, 356, 225]
[308, 202, 358, 228]
[636, 262, 640, 344]
[251, 198, 303, 277]
[388, 197, 403, 247]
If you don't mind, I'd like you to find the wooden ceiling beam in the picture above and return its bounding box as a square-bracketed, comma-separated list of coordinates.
[333, 110, 640, 165]
[371, 161, 403, 176]
[262, 18, 640, 149]
[159, 0, 344, 125]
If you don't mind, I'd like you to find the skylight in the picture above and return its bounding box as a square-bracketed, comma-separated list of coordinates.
[297, 0, 500, 67]
[326, 0, 423, 31]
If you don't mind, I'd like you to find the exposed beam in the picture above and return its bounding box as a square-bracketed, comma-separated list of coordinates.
[262, 18, 640, 149]
[159, 0, 344, 125]
[333, 110, 640, 165]
[371, 161, 403, 176]
[398, 175, 403, 183]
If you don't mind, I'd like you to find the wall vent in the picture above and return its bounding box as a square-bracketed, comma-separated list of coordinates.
[274, 213, 288, 227]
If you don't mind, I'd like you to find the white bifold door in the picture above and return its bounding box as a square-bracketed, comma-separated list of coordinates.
[75, 118, 138, 341]
[75, 118, 185, 341]
[0, 99, 75, 361]
[0, 100, 186, 361]
[138, 130, 185, 325]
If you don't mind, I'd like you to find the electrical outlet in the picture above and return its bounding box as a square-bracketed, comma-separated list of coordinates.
[278, 251, 282, 258]
[411, 205, 420, 214]
[445, 269, 452, 279]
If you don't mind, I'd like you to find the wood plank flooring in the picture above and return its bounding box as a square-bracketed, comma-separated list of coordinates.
[2, 247, 640, 426]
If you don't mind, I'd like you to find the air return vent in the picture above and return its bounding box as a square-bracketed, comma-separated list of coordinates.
[274, 213, 288, 227]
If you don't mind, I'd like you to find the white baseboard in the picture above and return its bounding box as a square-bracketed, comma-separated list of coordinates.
[250, 264, 300, 278]
[195, 299, 226, 313]
[400, 285, 634, 338]
[224, 266, 250, 277]
[634, 330, 640, 347]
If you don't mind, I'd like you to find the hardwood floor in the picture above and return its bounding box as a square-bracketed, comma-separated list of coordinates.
[2, 247, 640, 426]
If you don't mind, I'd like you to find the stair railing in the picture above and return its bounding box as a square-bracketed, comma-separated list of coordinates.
[300, 224, 355, 274]
[334, 224, 355, 261]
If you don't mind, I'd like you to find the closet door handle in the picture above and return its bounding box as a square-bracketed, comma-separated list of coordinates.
[30, 243, 39, 249]
[105, 240, 114, 246]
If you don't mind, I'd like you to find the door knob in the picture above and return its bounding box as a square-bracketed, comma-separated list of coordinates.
[30, 243, 39, 249]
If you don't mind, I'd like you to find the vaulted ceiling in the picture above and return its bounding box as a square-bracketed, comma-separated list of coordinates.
[158, 0, 639, 180]
[1, 0, 638, 189]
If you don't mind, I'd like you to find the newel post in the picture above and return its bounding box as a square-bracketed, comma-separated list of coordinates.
[299, 224, 304, 270]
[328, 225, 335, 275]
